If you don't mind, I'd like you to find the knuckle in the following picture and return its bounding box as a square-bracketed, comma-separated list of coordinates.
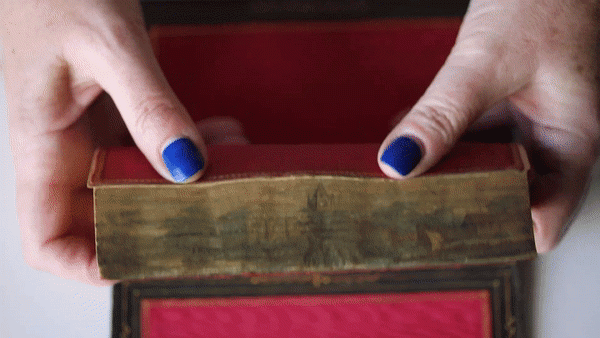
[132, 96, 180, 137]
[412, 104, 465, 147]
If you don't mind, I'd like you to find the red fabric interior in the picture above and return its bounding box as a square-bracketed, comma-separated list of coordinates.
[141, 290, 492, 338]
[151, 18, 462, 144]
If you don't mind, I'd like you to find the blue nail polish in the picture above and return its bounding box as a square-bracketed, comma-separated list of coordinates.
[162, 138, 204, 183]
[380, 136, 422, 176]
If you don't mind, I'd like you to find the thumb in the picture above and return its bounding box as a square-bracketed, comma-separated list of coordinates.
[378, 61, 499, 178]
[75, 26, 207, 183]
[107, 65, 207, 183]
[378, 13, 533, 178]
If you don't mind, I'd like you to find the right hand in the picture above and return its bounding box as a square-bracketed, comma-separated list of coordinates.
[378, 0, 600, 253]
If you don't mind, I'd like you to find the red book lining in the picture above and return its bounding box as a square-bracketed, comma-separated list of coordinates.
[89, 143, 525, 186]
[141, 290, 492, 338]
[150, 18, 462, 145]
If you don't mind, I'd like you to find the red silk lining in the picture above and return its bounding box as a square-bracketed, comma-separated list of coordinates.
[151, 18, 462, 144]
[141, 290, 492, 338]
[91, 143, 524, 185]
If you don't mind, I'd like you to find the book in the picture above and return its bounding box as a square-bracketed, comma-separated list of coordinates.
[105, 7, 533, 338]
[88, 142, 535, 280]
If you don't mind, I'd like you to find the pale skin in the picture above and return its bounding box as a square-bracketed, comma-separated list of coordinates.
[1, 0, 598, 286]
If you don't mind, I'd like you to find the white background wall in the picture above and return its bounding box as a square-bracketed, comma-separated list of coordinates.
[1, 56, 600, 338]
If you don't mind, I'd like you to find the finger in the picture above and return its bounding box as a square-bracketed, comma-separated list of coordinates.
[511, 97, 599, 252]
[106, 56, 206, 183]
[378, 58, 527, 178]
[66, 19, 207, 184]
[379, 66, 489, 177]
[13, 113, 115, 286]
[378, 5, 533, 178]
[527, 131, 596, 253]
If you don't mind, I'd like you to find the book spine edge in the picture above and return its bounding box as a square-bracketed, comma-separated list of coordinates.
[87, 148, 107, 188]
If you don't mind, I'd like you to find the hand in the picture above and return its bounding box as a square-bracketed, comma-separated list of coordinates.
[378, 0, 599, 253]
[1, 0, 213, 285]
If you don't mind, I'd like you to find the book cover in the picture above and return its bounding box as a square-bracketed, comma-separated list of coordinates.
[89, 143, 535, 280]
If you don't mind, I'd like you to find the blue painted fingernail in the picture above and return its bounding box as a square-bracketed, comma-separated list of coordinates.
[162, 138, 204, 183]
[380, 136, 422, 176]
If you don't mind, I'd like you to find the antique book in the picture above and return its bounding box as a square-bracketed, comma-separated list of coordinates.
[88, 142, 535, 280]
[106, 4, 535, 337]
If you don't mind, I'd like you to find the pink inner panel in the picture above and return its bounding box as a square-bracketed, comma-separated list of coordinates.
[141, 290, 492, 338]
